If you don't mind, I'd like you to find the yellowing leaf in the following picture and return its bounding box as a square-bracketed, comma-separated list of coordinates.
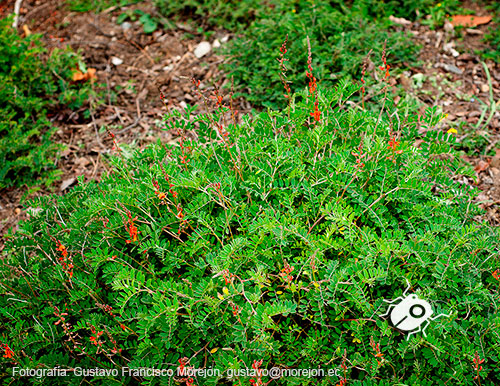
[276, 291, 283, 295]
[222, 287, 229, 296]
[450, 14, 492, 27]
[22, 25, 31, 37]
[72, 71, 85, 81]
[474, 160, 489, 173]
[72, 68, 97, 82]
[447, 128, 457, 134]
[210, 348, 218, 354]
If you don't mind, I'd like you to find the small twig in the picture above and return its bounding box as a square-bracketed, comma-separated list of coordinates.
[89, 23, 114, 38]
[23, 2, 50, 22]
[13, 0, 23, 28]
[373, 86, 388, 136]
[90, 109, 104, 149]
[90, 155, 100, 179]
[102, 1, 142, 14]
[114, 117, 140, 134]
[485, 138, 500, 155]
[123, 37, 155, 65]
[480, 61, 498, 133]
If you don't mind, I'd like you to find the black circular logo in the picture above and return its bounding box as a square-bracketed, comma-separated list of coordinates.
[409, 304, 425, 318]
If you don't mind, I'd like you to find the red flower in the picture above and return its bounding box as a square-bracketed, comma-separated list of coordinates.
[386, 136, 403, 163]
[176, 205, 184, 219]
[57, 242, 68, 258]
[387, 136, 399, 151]
[370, 337, 384, 365]
[210, 92, 223, 107]
[125, 222, 138, 243]
[278, 35, 292, 99]
[2, 344, 14, 359]
[157, 191, 166, 200]
[305, 37, 321, 125]
[222, 269, 233, 285]
[279, 262, 295, 283]
[336, 378, 347, 386]
[473, 351, 485, 380]
[379, 64, 390, 79]
[352, 142, 366, 169]
[178, 357, 188, 371]
[124, 211, 138, 244]
[379, 45, 390, 80]
[310, 104, 321, 122]
[56, 241, 73, 278]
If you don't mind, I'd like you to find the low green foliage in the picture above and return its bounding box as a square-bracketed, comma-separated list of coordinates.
[158, 0, 419, 109]
[481, 2, 500, 62]
[154, 0, 263, 30]
[117, 9, 159, 34]
[0, 17, 98, 188]
[2, 73, 499, 385]
[224, 2, 418, 110]
[65, 0, 143, 13]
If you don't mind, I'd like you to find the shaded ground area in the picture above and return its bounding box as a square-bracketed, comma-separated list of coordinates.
[0, 0, 499, 242]
[391, 2, 500, 224]
[0, 0, 250, 241]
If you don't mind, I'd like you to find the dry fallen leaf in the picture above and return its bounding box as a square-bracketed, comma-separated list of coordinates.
[389, 15, 412, 26]
[450, 14, 492, 28]
[22, 24, 31, 37]
[491, 149, 500, 168]
[72, 71, 85, 81]
[60, 177, 76, 191]
[72, 68, 97, 82]
[474, 160, 490, 173]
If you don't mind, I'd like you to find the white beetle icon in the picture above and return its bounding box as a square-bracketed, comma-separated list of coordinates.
[380, 281, 451, 340]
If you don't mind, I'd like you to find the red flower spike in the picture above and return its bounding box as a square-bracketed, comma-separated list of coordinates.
[2, 344, 14, 359]
[387, 136, 400, 151]
[124, 211, 139, 243]
[310, 104, 321, 121]
[380, 44, 390, 80]
[473, 351, 485, 380]
[305, 37, 321, 125]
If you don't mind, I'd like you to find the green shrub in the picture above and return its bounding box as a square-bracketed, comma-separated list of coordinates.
[481, 2, 500, 62]
[1, 71, 499, 385]
[223, 3, 418, 110]
[155, 0, 458, 30]
[157, 0, 419, 109]
[154, 0, 263, 30]
[0, 16, 97, 188]
[65, 0, 143, 13]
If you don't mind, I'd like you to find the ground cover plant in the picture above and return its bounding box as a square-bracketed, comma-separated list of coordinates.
[66, 0, 144, 13]
[0, 17, 98, 189]
[481, 2, 500, 62]
[158, 0, 420, 110]
[1, 39, 499, 385]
